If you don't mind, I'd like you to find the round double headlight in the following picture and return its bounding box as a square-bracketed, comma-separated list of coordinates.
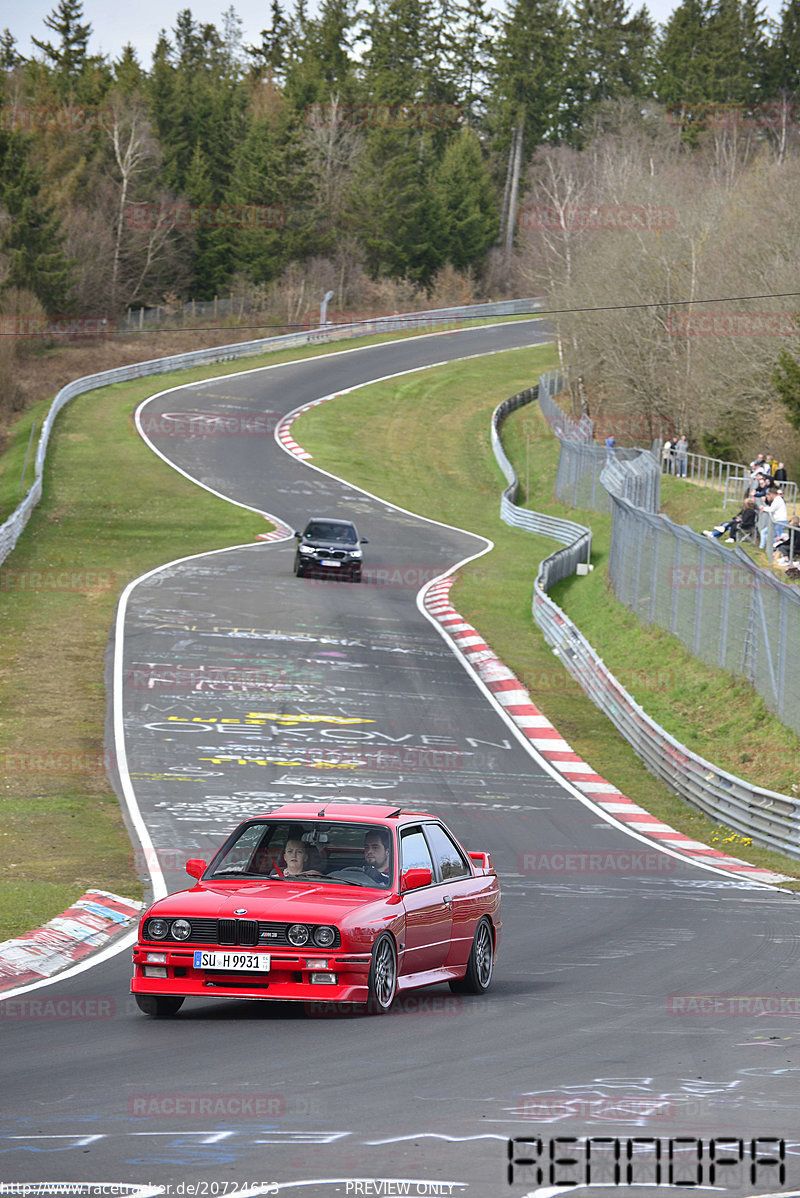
[312, 925, 336, 947]
[171, 919, 192, 940]
[147, 918, 169, 940]
[287, 923, 310, 946]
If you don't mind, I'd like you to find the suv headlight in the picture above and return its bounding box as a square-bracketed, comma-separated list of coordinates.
[348, 549, 362, 558]
[299, 545, 315, 555]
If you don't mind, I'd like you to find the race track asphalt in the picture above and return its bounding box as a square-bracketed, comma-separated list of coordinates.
[3, 321, 800, 1198]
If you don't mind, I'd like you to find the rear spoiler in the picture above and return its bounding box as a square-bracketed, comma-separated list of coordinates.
[468, 851, 495, 875]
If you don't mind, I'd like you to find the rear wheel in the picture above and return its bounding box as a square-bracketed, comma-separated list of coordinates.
[135, 994, 184, 1017]
[367, 934, 397, 1014]
[449, 917, 494, 995]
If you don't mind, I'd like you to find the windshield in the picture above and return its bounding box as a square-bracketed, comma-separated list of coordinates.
[304, 522, 357, 544]
[207, 819, 394, 888]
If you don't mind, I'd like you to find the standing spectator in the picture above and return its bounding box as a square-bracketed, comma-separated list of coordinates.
[605, 435, 616, 458]
[774, 462, 788, 483]
[675, 433, 689, 478]
[759, 487, 788, 550]
[662, 438, 673, 473]
[750, 453, 768, 474]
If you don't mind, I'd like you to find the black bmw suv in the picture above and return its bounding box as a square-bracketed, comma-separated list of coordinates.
[293, 518, 367, 582]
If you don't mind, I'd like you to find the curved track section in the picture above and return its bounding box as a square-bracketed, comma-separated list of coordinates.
[3, 322, 800, 1198]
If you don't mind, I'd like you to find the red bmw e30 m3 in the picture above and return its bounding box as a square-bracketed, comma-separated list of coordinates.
[131, 802, 501, 1016]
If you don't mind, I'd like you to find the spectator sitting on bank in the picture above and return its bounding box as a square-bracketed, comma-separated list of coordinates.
[759, 486, 789, 550]
[703, 498, 758, 543]
[751, 472, 770, 500]
[774, 516, 800, 565]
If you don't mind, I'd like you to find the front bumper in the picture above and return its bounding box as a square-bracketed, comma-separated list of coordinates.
[131, 943, 372, 1003]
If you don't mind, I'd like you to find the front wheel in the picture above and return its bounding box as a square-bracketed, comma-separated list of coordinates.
[367, 934, 397, 1014]
[449, 918, 494, 995]
[135, 994, 184, 1017]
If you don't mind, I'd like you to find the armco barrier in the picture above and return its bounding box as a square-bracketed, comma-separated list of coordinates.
[0, 299, 542, 568]
[492, 383, 800, 861]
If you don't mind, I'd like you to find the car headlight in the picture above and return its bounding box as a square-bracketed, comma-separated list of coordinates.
[312, 925, 336, 947]
[146, 918, 169, 939]
[299, 545, 315, 555]
[287, 923, 310, 946]
[171, 919, 192, 940]
[348, 550, 362, 558]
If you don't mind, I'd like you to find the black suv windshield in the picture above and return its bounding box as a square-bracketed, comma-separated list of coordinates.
[304, 522, 357, 544]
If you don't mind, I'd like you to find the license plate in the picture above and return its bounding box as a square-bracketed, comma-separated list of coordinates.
[193, 951, 270, 971]
[321, 559, 341, 567]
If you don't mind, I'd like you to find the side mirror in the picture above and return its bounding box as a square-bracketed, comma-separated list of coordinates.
[401, 867, 432, 892]
[294, 531, 301, 539]
[185, 859, 207, 879]
[361, 538, 369, 544]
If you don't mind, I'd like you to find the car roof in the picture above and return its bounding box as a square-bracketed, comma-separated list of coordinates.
[305, 517, 357, 527]
[265, 803, 436, 824]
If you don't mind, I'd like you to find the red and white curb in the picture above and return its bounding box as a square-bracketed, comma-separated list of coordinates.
[255, 516, 295, 542]
[0, 889, 142, 993]
[424, 576, 790, 885]
[276, 397, 330, 460]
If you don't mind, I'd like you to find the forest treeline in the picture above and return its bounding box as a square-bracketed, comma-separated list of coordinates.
[2, 0, 800, 459]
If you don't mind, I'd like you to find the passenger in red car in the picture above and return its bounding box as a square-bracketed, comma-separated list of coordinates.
[282, 838, 323, 877]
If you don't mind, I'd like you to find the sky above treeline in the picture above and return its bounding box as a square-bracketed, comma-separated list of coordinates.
[2, 0, 789, 69]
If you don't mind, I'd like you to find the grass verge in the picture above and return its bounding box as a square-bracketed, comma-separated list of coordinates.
[293, 348, 800, 883]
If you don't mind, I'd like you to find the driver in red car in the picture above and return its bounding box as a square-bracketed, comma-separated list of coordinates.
[362, 828, 392, 887]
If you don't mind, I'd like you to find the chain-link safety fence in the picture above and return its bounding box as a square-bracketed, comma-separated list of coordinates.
[492, 379, 800, 862]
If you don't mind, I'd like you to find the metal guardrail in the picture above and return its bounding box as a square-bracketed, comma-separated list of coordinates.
[492, 381, 800, 862]
[492, 388, 591, 585]
[0, 299, 543, 568]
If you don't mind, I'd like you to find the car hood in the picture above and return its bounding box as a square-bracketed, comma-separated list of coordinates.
[144, 879, 392, 922]
[302, 537, 356, 549]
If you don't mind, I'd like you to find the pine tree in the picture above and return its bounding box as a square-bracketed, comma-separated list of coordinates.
[0, 130, 72, 312]
[705, 0, 769, 102]
[431, 128, 497, 267]
[654, 0, 713, 108]
[764, 0, 800, 92]
[570, 0, 655, 118]
[347, 129, 445, 282]
[360, 0, 440, 103]
[32, 0, 92, 79]
[487, 0, 575, 165]
[0, 29, 21, 69]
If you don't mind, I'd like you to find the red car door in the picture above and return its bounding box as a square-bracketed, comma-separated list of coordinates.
[422, 821, 480, 970]
[399, 826, 451, 976]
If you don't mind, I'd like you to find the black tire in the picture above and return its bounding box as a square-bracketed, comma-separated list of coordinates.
[367, 934, 397, 1014]
[135, 994, 184, 1017]
[449, 917, 494, 995]
[351, 568, 362, 583]
[293, 558, 305, 577]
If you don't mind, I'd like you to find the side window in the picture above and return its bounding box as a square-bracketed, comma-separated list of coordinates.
[424, 823, 471, 880]
[400, 828, 434, 875]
